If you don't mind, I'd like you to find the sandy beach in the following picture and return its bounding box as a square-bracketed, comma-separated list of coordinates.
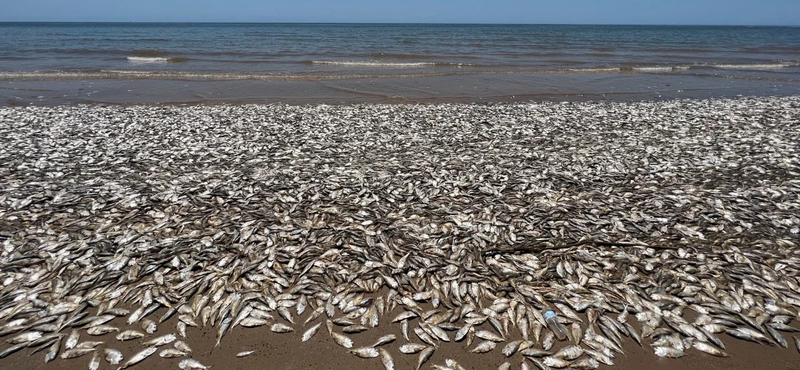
[1, 97, 799, 370]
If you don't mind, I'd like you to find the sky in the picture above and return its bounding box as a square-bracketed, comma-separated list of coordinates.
[2, 0, 799, 25]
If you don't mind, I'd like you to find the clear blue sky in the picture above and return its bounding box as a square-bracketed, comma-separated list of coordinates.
[2, 0, 799, 25]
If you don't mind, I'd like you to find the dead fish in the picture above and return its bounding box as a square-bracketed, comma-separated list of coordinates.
[141, 319, 158, 334]
[120, 347, 157, 368]
[416, 347, 435, 370]
[542, 331, 555, 350]
[86, 325, 119, 336]
[498, 362, 511, 370]
[693, 342, 729, 357]
[527, 358, 551, 370]
[61, 348, 95, 360]
[454, 324, 472, 342]
[379, 348, 395, 370]
[104, 348, 123, 364]
[570, 357, 600, 370]
[393, 311, 417, 323]
[177, 321, 187, 338]
[502, 340, 522, 357]
[175, 341, 193, 353]
[584, 349, 614, 366]
[350, 347, 380, 358]
[270, 323, 294, 333]
[654, 347, 684, 358]
[178, 315, 199, 327]
[75, 341, 104, 350]
[116, 330, 145, 341]
[179, 358, 210, 370]
[372, 334, 396, 347]
[342, 325, 369, 334]
[301, 323, 321, 342]
[726, 327, 774, 345]
[399, 343, 427, 354]
[476, 329, 505, 342]
[470, 340, 496, 353]
[571, 323, 582, 345]
[239, 318, 270, 328]
[304, 307, 325, 326]
[543, 356, 571, 368]
[44, 339, 60, 363]
[66, 330, 80, 349]
[143, 333, 176, 346]
[553, 345, 583, 360]
[89, 352, 101, 370]
[331, 332, 353, 348]
[8, 331, 43, 344]
[159, 349, 186, 358]
[236, 350, 255, 357]
[767, 325, 788, 348]
[519, 348, 552, 358]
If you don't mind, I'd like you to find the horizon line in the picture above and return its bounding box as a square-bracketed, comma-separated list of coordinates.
[0, 21, 798, 27]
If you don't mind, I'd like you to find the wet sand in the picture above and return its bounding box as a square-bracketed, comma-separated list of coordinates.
[2, 71, 800, 106]
[3, 307, 798, 370]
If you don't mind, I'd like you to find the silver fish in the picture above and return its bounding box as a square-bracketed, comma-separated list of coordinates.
[379, 348, 395, 370]
[104, 348, 124, 365]
[399, 343, 427, 354]
[350, 347, 380, 358]
[301, 323, 322, 342]
[271, 323, 294, 333]
[179, 359, 210, 370]
[61, 348, 95, 360]
[143, 333, 176, 346]
[416, 347, 435, 370]
[66, 330, 80, 349]
[654, 347, 684, 358]
[693, 342, 729, 357]
[116, 330, 145, 341]
[159, 349, 186, 358]
[330, 331, 353, 348]
[470, 340, 497, 353]
[121, 347, 157, 368]
[372, 334, 396, 347]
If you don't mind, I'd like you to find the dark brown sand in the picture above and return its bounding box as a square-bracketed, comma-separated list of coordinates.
[3, 306, 798, 370]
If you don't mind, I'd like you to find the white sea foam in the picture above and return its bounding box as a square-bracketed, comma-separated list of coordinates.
[311, 60, 467, 67]
[127, 56, 188, 63]
[631, 66, 677, 72]
[712, 63, 794, 70]
[127, 56, 170, 63]
[637, 66, 691, 72]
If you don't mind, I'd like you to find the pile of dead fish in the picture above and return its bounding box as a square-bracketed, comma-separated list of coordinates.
[0, 96, 799, 370]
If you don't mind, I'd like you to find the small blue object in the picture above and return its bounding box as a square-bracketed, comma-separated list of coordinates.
[543, 310, 556, 319]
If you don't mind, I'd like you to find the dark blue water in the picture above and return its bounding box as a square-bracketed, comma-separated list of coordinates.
[1, 23, 800, 80]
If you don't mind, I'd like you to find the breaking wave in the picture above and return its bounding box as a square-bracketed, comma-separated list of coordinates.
[711, 63, 796, 70]
[307, 60, 473, 67]
[127, 56, 189, 63]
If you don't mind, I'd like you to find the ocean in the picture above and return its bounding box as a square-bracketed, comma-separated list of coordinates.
[1, 23, 799, 104]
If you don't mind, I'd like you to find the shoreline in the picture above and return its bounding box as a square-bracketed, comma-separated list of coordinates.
[3, 72, 800, 106]
[1, 96, 799, 370]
